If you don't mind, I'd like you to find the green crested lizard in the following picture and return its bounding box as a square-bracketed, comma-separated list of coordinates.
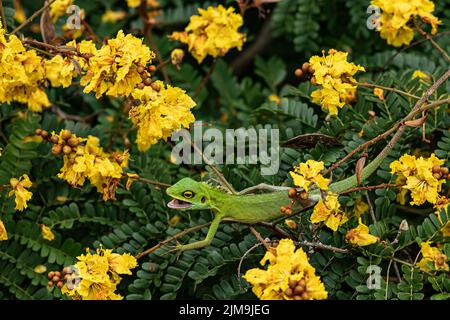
[166, 146, 391, 251]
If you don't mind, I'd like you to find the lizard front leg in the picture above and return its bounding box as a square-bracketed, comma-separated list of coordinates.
[175, 214, 224, 251]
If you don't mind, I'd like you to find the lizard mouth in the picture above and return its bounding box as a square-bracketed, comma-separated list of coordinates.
[167, 198, 193, 209]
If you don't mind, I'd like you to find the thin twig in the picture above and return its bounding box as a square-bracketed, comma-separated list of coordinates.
[358, 82, 421, 100]
[365, 192, 377, 224]
[0, 0, 7, 32]
[415, 24, 450, 63]
[193, 59, 217, 98]
[249, 226, 272, 252]
[338, 183, 398, 195]
[180, 130, 237, 194]
[10, 0, 57, 35]
[135, 177, 171, 188]
[295, 240, 349, 254]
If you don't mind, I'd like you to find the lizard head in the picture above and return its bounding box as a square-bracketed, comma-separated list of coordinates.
[166, 178, 212, 211]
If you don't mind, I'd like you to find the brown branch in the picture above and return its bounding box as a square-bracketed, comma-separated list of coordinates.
[193, 59, 217, 98]
[358, 82, 421, 100]
[325, 82, 450, 176]
[10, 0, 57, 35]
[135, 177, 171, 188]
[0, 0, 7, 32]
[415, 25, 450, 63]
[338, 183, 399, 195]
[295, 240, 349, 254]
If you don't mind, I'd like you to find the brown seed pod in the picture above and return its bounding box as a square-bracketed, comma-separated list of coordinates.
[63, 267, 73, 275]
[447, 174, 450, 180]
[50, 135, 59, 144]
[51, 144, 63, 155]
[41, 130, 49, 139]
[285, 208, 292, 215]
[280, 206, 287, 213]
[301, 292, 309, 299]
[433, 173, 442, 180]
[432, 165, 441, 174]
[56, 281, 64, 289]
[299, 279, 306, 287]
[47, 281, 54, 287]
[284, 287, 293, 297]
[55, 271, 61, 278]
[310, 76, 318, 86]
[63, 145, 72, 155]
[48, 271, 55, 279]
[35, 128, 43, 136]
[52, 276, 60, 282]
[288, 188, 298, 198]
[294, 68, 303, 78]
[148, 65, 156, 73]
[144, 78, 152, 86]
[137, 66, 145, 74]
[440, 167, 449, 175]
[289, 279, 298, 289]
[64, 274, 72, 281]
[293, 295, 303, 300]
[151, 82, 161, 91]
[294, 285, 304, 295]
[299, 190, 309, 200]
[137, 82, 145, 89]
[302, 62, 310, 73]
[67, 137, 79, 147]
[61, 130, 72, 141]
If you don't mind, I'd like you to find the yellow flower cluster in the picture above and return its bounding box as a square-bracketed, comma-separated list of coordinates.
[390, 154, 445, 206]
[289, 160, 330, 192]
[44, 55, 77, 88]
[417, 242, 448, 272]
[311, 193, 348, 231]
[50, 0, 73, 21]
[129, 81, 196, 151]
[371, 0, 441, 47]
[0, 22, 50, 112]
[0, 220, 7, 241]
[78, 30, 155, 98]
[40, 224, 56, 241]
[243, 239, 327, 300]
[8, 174, 33, 212]
[170, 5, 246, 63]
[309, 49, 365, 115]
[127, 0, 159, 8]
[62, 248, 137, 300]
[346, 218, 379, 247]
[435, 198, 450, 238]
[56, 132, 129, 201]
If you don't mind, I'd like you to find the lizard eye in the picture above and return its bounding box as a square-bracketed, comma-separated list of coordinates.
[183, 191, 194, 199]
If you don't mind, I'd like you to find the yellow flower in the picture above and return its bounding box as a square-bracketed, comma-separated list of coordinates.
[8, 174, 33, 211]
[13, 0, 26, 23]
[417, 242, 449, 272]
[171, 49, 184, 67]
[310, 193, 348, 231]
[243, 239, 327, 300]
[346, 218, 379, 246]
[373, 88, 385, 100]
[44, 55, 77, 88]
[308, 49, 365, 115]
[435, 198, 450, 237]
[354, 199, 369, 218]
[40, 224, 55, 241]
[0, 32, 50, 112]
[56, 132, 129, 201]
[50, 0, 73, 22]
[371, 0, 441, 47]
[0, 220, 8, 241]
[80, 30, 155, 98]
[268, 94, 281, 104]
[127, 0, 158, 8]
[129, 81, 196, 151]
[390, 153, 445, 206]
[101, 10, 127, 23]
[62, 247, 137, 300]
[170, 5, 246, 63]
[412, 70, 430, 80]
[289, 160, 329, 192]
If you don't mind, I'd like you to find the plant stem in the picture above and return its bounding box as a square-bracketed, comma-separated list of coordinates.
[0, 0, 7, 32]
[10, 0, 57, 35]
[358, 82, 421, 100]
[415, 25, 450, 63]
